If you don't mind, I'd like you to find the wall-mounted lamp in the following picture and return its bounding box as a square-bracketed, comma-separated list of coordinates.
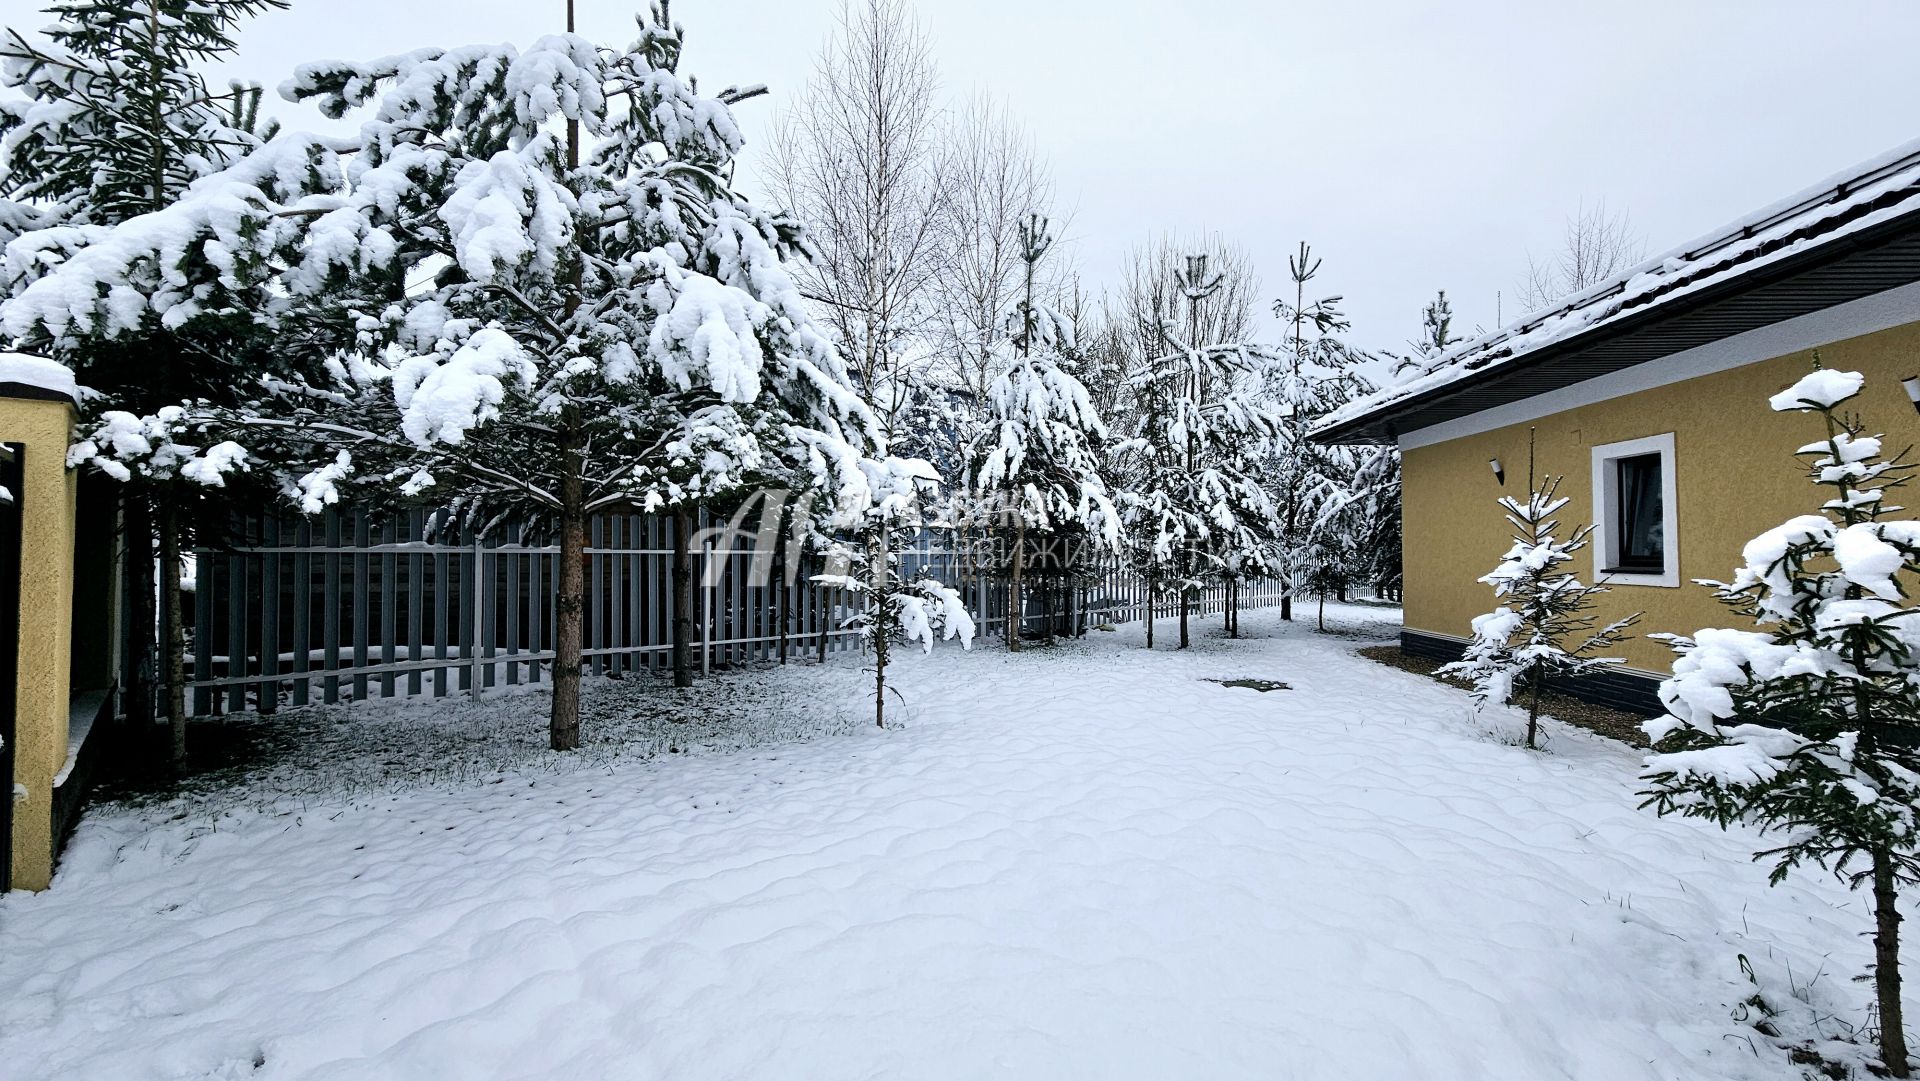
[1489, 457, 1505, 485]
[1903, 376, 1920, 414]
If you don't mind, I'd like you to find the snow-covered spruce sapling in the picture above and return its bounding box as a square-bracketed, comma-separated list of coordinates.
[964, 212, 1120, 651]
[1298, 507, 1358, 632]
[1438, 442, 1639, 749]
[1641, 366, 1920, 1077]
[10, 5, 882, 750]
[813, 457, 976, 727]
[0, 0, 287, 762]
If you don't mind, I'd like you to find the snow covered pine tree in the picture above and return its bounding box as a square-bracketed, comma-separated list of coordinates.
[965, 212, 1120, 651]
[1642, 365, 1920, 1077]
[0, 0, 286, 763]
[1269, 242, 1366, 623]
[1439, 434, 1639, 749]
[1114, 250, 1282, 650]
[5, 4, 885, 750]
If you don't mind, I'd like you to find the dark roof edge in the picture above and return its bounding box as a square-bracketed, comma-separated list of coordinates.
[1313, 204, 1920, 445]
[0, 381, 79, 405]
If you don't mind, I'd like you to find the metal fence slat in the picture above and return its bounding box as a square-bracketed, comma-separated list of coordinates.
[527, 530, 543, 685]
[261, 516, 280, 713]
[351, 513, 371, 701]
[291, 517, 311, 708]
[407, 508, 424, 697]
[380, 515, 398, 699]
[322, 513, 341, 704]
[433, 536, 450, 698]
[225, 524, 246, 713]
[505, 538, 521, 686]
[191, 535, 214, 716]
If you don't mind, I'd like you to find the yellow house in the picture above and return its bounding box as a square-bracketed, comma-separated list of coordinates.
[2, 354, 118, 890]
[1315, 140, 1920, 712]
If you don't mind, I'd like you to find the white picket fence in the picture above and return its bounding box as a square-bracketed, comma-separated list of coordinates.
[185, 508, 1288, 715]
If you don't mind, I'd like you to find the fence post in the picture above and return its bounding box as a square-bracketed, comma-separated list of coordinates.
[701, 536, 713, 677]
[469, 532, 484, 700]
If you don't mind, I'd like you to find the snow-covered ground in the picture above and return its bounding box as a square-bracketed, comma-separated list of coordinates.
[0, 604, 1888, 1080]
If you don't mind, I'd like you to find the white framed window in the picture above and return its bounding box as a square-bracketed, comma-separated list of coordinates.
[1590, 432, 1678, 588]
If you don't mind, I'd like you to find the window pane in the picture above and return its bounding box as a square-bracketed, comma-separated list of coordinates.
[1616, 454, 1663, 568]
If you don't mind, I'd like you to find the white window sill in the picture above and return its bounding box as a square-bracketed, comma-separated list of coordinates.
[1598, 569, 1679, 588]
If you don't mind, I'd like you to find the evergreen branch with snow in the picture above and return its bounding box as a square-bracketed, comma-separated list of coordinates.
[1639, 362, 1920, 1076]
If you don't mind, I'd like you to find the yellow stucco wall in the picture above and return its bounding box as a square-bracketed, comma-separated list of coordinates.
[1403, 319, 1920, 674]
[3, 393, 76, 890]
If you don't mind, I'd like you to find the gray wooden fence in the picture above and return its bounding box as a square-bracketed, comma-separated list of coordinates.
[186, 508, 1287, 715]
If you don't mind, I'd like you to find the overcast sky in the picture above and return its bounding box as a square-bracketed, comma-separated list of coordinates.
[6, 0, 1915, 353]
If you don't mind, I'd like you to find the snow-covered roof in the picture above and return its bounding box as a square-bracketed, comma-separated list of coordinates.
[0, 351, 81, 403]
[1317, 137, 1920, 443]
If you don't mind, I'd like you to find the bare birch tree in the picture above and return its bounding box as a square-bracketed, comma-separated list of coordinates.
[1517, 199, 1646, 311]
[763, 0, 949, 441]
[930, 93, 1057, 403]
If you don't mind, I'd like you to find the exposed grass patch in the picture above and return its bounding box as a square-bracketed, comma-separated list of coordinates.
[1356, 644, 1651, 748]
[1204, 678, 1292, 692]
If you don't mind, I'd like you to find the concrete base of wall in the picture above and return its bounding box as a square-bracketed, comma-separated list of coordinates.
[1401, 629, 1665, 716]
[51, 689, 112, 859]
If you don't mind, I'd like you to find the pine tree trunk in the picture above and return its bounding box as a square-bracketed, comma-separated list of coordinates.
[158, 502, 187, 767]
[671, 506, 694, 689]
[1317, 593, 1325, 632]
[122, 495, 155, 740]
[1007, 521, 1024, 652]
[774, 499, 792, 666]
[1281, 590, 1293, 622]
[818, 581, 831, 664]
[1875, 845, 1911, 1077]
[1179, 583, 1190, 649]
[1145, 577, 1155, 649]
[870, 527, 889, 728]
[547, 63, 590, 752]
[1526, 660, 1544, 750]
[550, 458, 584, 751]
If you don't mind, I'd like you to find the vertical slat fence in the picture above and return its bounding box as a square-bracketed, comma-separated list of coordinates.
[188, 507, 1295, 715]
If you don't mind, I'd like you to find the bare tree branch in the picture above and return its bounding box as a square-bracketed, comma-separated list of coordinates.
[1517, 199, 1646, 312]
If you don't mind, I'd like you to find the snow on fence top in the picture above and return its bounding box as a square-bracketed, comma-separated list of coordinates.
[1316, 137, 1920, 439]
[0, 352, 81, 403]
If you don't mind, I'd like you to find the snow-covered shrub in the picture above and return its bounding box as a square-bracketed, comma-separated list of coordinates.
[1439, 446, 1639, 749]
[1641, 364, 1920, 1077]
